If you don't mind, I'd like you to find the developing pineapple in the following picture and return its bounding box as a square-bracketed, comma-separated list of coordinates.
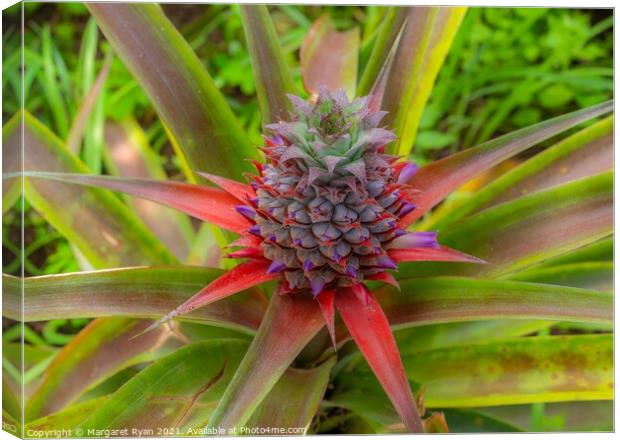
[237, 89, 434, 297]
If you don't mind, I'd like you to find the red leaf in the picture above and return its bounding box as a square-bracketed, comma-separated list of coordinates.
[389, 246, 485, 264]
[335, 287, 423, 432]
[227, 247, 264, 259]
[197, 171, 255, 202]
[351, 282, 371, 306]
[23, 172, 252, 233]
[134, 260, 277, 338]
[174, 259, 275, 316]
[316, 290, 336, 348]
[367, 271, 400, 289]
[229, 235, 262, 248]
[399, 100, 613, 227]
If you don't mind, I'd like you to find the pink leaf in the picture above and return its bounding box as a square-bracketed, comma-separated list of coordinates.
[389, 246, 485, 264]
[227, 247, 264, 259]
[351, 282, 371, 306]
[367, 271, 400, 289]
[316, 290, 336, 349]
[300, 14, 359, 98]
[23, 172, 252, 233]
[197, 171, 255, 202]
[229, 235, 262, 248]
[335, 287, 423, 432]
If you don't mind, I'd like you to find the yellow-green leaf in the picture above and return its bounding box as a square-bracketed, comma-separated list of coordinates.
[404, 335, 613, 407]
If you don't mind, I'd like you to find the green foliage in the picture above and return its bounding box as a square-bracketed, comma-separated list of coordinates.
[416, 8, 612, 162]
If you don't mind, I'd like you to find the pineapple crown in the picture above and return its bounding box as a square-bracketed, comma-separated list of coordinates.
[233, 89, 432, 297]
[263, 88, 398, 185]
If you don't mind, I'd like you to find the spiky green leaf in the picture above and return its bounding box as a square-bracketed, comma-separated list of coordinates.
[239, 5, 297, 124]
[3, 267, 267, 333]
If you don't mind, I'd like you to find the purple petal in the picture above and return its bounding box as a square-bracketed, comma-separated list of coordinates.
[345, 266, 358, 278]
[249, 224, 262, 236]
[399, 202, 416, 217]
[311, 277, 326, 297]
[268, 134, 286, 146]
[397, 162, 419, 184]
[392, 231, 439, 250]
[235, 205, 256, 219]
[303, 260, 315, 272]
[375, 255, 398, 270]
[393, 228, 407, 238]
[267, 260, 287, 274]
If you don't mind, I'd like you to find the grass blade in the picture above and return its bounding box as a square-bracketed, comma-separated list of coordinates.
[77, 18, 99, 99]
[40, 25, 69, 138]
[66, 53, 112, 154]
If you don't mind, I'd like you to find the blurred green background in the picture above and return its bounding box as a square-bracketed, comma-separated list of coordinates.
[2, 3, 613, 432]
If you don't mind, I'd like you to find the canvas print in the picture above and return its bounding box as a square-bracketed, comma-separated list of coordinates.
[2, 2, 613, 436]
